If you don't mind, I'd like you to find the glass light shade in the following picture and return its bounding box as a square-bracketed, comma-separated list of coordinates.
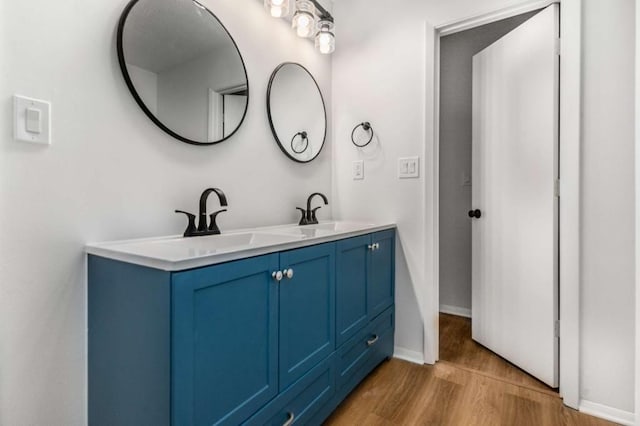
[264, 0, 289, 18]
[315, 20, 335, 54]
[292, 0, 316, 38]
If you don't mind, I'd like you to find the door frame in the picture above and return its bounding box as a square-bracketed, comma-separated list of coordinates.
[634, 0, 640, 421]
[424, 0, 582, 408]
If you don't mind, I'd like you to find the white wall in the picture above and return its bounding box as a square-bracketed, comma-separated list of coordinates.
[332, 0, 433, 362]
[580, 0, 635, 413]
[333, 0, 636, 416]
[438, 11, 539, 313]
[0, 0, 331, 424]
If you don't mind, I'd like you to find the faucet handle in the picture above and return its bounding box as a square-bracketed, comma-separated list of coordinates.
[310, 206, 322, 224]
[175, 210, 197, 237]
[296, 207, 308, 226]
[208, 209, 227, 235]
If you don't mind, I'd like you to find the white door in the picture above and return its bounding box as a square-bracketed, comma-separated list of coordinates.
[471, 4, 559, 387]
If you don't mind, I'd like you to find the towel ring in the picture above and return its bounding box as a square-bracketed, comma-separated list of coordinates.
[351, 122, 374, 148]
[291, 131, 309, 154]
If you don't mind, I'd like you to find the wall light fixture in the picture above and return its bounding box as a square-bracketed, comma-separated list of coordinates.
[263, 0, 336, 54]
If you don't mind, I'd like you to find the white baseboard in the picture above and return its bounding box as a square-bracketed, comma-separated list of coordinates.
[579, 400, 635, 425]
[393, 347, 425, 365]
[439, 304, 472, 318]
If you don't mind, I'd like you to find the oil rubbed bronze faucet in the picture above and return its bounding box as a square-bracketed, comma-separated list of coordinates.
[175, 187, 228, 237]
[296, 192, 328, 225]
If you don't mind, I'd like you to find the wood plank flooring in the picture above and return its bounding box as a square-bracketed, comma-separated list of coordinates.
[439, 313, 554, 393]
[324, 314, 614, 425]
[324, 359, 613, 425]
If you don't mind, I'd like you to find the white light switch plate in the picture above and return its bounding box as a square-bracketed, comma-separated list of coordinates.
[14, 95, 51, 145]
[398, 157, 420, 179]
[352, 160, 364, 180]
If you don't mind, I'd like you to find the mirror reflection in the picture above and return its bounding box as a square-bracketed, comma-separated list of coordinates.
[118, 0, 249, 145]
[267, 63, 327, 163]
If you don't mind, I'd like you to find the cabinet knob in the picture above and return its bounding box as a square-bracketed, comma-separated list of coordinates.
[272, 271, 283, 282]
[367, 334, 379, 346]
[283, 412, 295, 426]
[374, 243, 380, 250]
[283, 268, 294, 279]
[368, 244, 374, 251]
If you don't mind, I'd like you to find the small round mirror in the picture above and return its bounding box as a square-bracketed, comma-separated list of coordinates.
[267, 63, 327, 163]
[117, 0, 249, 145]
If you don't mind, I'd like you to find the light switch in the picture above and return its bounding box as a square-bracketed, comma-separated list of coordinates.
[26, 108, 41, 133]
[398, 157, 420, 179]
[14, 95, 51, 145]
[352, 160, 364, 180]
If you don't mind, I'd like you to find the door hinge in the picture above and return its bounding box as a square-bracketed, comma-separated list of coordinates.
[554, 179, 560, 197]
[555, 37, 561, 56]
[554, 320, 560, 338]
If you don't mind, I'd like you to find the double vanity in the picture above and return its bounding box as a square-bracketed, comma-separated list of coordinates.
[102, 0, 384, 421]
[87, 220, 396, 425]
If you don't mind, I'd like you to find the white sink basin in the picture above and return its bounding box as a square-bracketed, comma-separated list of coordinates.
[271, 222, 376, 238]
[102, 232, 303, 260]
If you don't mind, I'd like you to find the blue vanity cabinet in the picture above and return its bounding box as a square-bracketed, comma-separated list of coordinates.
[88, 227, 395, 426]
[279, 243, 336, 390]
[171, 254, 280, 426]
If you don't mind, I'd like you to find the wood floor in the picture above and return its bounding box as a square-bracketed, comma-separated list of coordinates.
[439, 313, 554, 393]
[324, 314, 614, 425]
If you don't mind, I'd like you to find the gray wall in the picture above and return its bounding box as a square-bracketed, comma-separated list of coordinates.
[438, 11, 540, 313]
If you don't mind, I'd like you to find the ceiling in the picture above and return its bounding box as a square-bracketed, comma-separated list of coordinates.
[123, 0, 236, 73]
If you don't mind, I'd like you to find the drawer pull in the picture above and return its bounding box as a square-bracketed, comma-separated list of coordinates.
[367, 335, 379, 346]
[283, 411, 295, 426]
[272, 271, 283, 282]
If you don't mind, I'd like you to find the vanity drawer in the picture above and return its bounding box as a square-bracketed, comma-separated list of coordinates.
[336, 326, 371, 390]
[244, 355, 335, 426]
[336, 307, 394, 390]
[368, 307, 395, 365]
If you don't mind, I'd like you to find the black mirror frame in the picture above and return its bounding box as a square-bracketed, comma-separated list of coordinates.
[116, 0, 250, 146]
[266, 62, 327, 163]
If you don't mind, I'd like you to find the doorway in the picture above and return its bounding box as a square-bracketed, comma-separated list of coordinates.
[437, 6, 558, 393]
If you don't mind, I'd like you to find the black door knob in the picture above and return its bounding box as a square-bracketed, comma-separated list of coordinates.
[468, 209, 482, 219]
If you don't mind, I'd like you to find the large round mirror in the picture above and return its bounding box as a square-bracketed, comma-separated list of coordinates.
[267, 63, 327, 163]
[117, 0, 249, 145]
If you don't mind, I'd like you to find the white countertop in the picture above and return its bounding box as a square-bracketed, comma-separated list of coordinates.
[85, 221, 396, 271]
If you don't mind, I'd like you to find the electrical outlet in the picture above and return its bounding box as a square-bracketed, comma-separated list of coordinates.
[352, 160, 364, 180]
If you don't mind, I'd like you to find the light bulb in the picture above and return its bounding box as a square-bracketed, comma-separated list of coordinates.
[295, 15, 313, 37]
[292, 0, 316, 38]
[270, 6, 284, 17]
[315, 20, 335, 54]
[264, 0, 288, 18]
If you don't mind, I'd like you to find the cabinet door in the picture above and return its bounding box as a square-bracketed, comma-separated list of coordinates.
[279, 243, 335, 391]
[172, 254, 280, 426]
[336, 235, 370, 347]
[368, 230, 395, 318]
